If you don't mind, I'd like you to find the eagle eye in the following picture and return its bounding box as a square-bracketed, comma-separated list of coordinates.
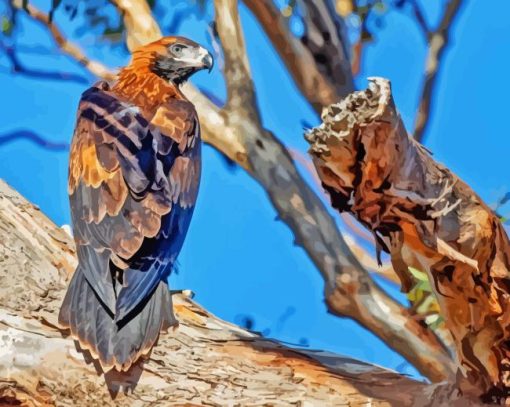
[171, 44, 187, 56]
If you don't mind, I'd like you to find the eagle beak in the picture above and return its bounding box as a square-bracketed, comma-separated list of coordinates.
[201, 52, 214, 73]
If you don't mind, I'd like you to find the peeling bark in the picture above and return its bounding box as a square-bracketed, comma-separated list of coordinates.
[0, 179, 432, 406]
[306, 77, 510, 402]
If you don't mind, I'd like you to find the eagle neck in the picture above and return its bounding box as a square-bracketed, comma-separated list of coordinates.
[112, 66, 186, 115]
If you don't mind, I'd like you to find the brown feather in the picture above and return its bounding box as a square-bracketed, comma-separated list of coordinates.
[63, 35, 207, 372]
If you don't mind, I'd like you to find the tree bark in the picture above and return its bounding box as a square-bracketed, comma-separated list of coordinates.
[306, 77, 510, 403]
[0, 178, 429, 406]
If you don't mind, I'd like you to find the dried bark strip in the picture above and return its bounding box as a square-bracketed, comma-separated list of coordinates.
[306, 77, 510, 402]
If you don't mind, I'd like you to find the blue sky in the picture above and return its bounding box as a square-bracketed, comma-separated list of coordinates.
[1, 0, 509, 380]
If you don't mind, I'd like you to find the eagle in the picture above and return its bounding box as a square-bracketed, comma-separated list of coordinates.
[59, 36, 213, 371]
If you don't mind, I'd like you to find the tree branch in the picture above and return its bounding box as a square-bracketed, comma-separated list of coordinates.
[10, 0, 249, 171]
[243, 0, 348, 111]
[0, 130, 69, 151]
[297, 0, 354, 98]
[0, 179, 431, 406]
[10, 0, 116, 81]
[109, 0, 162, 50]
[307, 77, 510, 401]
[214, 0, 256, 115]
[0, 41, 89, 84]
[413, 0, 465, 143]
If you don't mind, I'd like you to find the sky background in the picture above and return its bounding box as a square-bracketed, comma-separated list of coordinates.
[1, 0, 509, 380]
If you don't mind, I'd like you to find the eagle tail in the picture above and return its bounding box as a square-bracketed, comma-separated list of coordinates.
[58, 267, 177, 371]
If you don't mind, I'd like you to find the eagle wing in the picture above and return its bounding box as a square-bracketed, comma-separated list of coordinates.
[69, 81, 200, 322]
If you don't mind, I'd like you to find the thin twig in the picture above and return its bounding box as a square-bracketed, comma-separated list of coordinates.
[406, 0, 429, 37]
[0, 41, 89, 84]
[11, 0, 116, 81]
[413, 0, 465, 143]
[0, 130, 69, 151]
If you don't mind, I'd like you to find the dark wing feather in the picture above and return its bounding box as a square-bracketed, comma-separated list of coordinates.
[69, 81, 200, 321]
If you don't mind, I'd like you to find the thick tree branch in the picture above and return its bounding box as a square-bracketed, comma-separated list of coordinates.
[214, 0, 455, 382]
[184, 84, 250, 169]
[307, 77, 510, 401]
[10, 0, 249, 171]
[214, 0, 256, 115]
[413, 0, 464, 143]
[109, 0, 162, 50]
[0, 179, 431, 406]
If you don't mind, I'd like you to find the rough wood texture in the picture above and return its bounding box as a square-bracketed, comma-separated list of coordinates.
[306, 77, 510, 403]
[0, 179, 429, 406]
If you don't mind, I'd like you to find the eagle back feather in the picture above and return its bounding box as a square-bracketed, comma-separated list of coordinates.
[68, 80, 201, 321]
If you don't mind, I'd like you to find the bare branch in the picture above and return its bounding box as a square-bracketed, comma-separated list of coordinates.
[405, 0, 430, 37]
[0, 130, 69, 151]
[243, 0, 346, 110]
[11, 0, 116, 81]
[109, 0, 162, 50]
[183, 83, 250, 170]
[298, 0, 354, 97]
[214, 1, 456, 380]
[214, 0, 256, 115]
[0, 41, 88, 84]
[413, 0, 465, 143]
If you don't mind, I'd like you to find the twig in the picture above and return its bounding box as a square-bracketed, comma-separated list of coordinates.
[413, 0, 465, 143]
[0, 130, 69, 151]
[351, 40, 363, 75]
[11, 0, 116, 81]
[0, 41, 88, 84]
[405, 0, 429, 37]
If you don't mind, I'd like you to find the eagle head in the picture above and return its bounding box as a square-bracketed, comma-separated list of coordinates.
[133, 36, 214, 85]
